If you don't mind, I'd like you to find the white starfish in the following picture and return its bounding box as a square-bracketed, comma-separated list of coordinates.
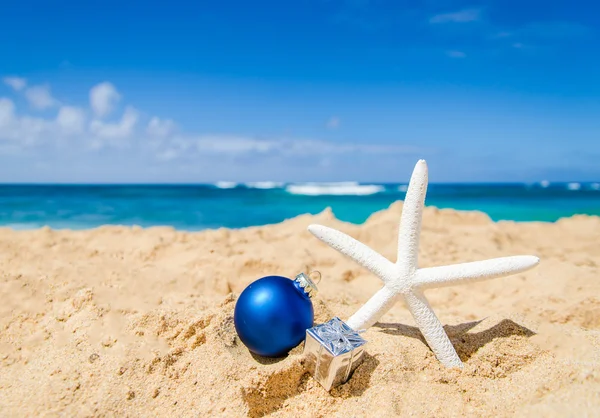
[308, 160, 540, 368]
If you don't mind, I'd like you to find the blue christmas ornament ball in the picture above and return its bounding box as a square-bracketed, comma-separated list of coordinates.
[234, 275, 315, 357]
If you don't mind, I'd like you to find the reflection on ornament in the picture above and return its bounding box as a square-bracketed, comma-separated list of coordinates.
[234, 273, 318, 357]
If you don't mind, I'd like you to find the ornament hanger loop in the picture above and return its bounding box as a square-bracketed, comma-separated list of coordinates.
[308, 270, 322, 284]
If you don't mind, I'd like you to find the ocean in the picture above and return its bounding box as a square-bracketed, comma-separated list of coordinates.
[1, 181, 599, 231]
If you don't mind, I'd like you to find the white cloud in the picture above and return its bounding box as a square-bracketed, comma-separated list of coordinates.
[195, 136, 276, 154]
[150, 135, 423, 162]
[446, 50, 466, 58]
[90, 82, 121, 118]
[147, 117, 176, 137]
[0, 98, 15, 127]
[0, 97, 55, 145]
[57, 106, 86, 134]
[25, 85, 58, 109]
[430, 9, 480, 24]
[279, 139, 421, 156]
[326, 116, 340, 129]
[3, 77, 27, 91]
[156, 148, 180, 161]
[90, 106, 138, 140]
[1, 77, 429, 169]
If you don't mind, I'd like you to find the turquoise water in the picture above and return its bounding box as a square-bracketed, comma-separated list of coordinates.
[1, 181, 599, 230]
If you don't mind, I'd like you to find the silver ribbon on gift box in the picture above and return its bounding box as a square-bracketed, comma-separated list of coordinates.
[303, 317, 367, 391]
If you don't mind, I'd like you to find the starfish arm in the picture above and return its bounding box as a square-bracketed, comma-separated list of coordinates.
[404, 290, 463, 368]
[346, 286, 398, 330]
[396, 160, 428, 272]
[307, 224, 396, 285]
[414, 255, 540, 290]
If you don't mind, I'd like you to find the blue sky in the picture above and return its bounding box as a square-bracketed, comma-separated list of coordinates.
[0, 0, 599, 183]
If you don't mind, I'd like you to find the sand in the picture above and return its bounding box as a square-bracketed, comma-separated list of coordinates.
[1, 202, 600, 417]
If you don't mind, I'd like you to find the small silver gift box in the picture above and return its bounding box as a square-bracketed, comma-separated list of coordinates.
[303, 317, 367, 391]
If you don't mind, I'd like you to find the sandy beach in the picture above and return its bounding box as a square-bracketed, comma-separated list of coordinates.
[1, 202, 599, 417]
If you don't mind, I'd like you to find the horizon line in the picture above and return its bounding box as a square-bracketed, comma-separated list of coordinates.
[0, 181, 597, 186]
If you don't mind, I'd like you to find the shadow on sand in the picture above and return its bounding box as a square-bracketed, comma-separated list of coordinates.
[375, 318, 535, 361]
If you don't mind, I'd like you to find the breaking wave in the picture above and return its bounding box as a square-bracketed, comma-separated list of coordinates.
[285, 182, 385, 196]
[244, 181, 284, 189]
[213, 181, 238, 189]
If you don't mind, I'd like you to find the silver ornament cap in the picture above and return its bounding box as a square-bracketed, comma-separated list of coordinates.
[294, 272, 319, 299]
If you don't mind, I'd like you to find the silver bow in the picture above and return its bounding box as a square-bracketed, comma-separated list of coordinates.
[315, 317, 365, 356]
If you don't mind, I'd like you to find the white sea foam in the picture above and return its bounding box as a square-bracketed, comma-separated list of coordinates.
[286, 182, 384, 196]
[244, 181, 284, 189]
[214, 181, 238, 189]
[590, 183, 600, 190]
[540, 180, 550, 188]
[567, 182, 581, 191]
[398, 185, 408, 192]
